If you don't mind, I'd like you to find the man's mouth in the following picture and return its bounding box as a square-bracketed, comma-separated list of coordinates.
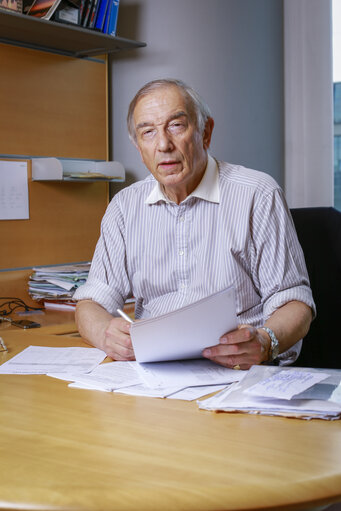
[158, 160, 179, 171]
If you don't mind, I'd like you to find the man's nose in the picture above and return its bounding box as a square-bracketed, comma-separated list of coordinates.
[156, 130, 173, 151]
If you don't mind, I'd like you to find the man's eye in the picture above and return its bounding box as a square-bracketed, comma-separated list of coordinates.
[169, 122, 185, 132]
[142, 129, 155, 138]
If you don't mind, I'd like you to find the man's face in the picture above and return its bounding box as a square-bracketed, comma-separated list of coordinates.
[133, 85, 212, 200]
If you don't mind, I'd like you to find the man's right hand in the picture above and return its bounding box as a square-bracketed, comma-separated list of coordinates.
[103, 317, 135, 360]
[75, 300, 136, 361]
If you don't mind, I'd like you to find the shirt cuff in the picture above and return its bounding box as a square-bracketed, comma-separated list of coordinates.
[73, 277, 124, 315]
[263, 287, 315, 365]
[277, 339, 302, 365]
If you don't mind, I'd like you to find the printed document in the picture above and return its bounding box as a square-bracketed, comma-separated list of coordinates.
[131, 286, 237, 362]
[48, 361, 141, 391]
[134, 359, 243, 389]
[199, 365, 341, 420]
[0, 346, 106, 374]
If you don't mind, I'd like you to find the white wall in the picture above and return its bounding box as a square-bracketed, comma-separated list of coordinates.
[110, 0, 284, 190]
[284, 0, 334, 208]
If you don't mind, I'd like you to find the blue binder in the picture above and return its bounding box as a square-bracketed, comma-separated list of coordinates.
[94, 0, 109, 31]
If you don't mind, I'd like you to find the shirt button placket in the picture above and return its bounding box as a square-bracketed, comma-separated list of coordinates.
[177, 206, 187, 293]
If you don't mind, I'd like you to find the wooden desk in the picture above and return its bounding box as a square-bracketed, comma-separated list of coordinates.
[0, 325, 341, 511]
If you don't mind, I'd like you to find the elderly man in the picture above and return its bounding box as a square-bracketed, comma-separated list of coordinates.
[74, 78, 315, 370]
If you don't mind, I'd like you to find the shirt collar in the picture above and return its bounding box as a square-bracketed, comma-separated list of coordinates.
[145, 154, 220, 205]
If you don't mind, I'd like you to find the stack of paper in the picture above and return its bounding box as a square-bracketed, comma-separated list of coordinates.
[130, 286, 238, 362]
[50, 358, 242, 399]
[199, 365, 341, 420]
[28, 263, 90, 304]
[0, 345, 243, 401]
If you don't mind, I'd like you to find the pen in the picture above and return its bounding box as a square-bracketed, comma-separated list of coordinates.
[117, 308, 134, 324]
[0, 336, 8, 352]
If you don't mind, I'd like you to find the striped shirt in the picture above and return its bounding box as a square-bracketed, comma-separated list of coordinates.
[74, 155, 315, 364]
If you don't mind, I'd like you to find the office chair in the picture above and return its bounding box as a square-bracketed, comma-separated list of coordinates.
[290, 207, 341, 369]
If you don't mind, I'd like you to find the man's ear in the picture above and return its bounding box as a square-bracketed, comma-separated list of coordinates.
[202, 117, 214, 150]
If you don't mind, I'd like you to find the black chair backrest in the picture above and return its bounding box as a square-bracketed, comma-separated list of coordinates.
[290, 207, 341, 368]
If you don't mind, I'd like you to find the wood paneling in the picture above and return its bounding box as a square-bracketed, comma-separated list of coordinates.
[1, 160, 108, 270]
[0, 44, 109, 302]
[0, 44, 108, 159]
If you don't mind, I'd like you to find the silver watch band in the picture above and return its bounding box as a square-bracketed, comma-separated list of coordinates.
[260, 326, 279, 362]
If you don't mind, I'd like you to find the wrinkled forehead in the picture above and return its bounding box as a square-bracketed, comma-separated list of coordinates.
[133, 85, 196, 127]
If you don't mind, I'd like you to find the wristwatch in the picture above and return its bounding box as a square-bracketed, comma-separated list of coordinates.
[260, 326, 279, 362]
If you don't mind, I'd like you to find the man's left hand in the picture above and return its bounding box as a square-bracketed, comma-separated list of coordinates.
[202, 325, 270, 369]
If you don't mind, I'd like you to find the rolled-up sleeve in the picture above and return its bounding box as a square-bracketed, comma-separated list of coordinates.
[73, 197, 132, 314]
[250, 187, 316, 364]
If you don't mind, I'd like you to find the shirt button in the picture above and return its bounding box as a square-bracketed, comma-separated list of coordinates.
[179, 249, 184, 256]
[179, 215, 185, 222]
[180, 283, 186, 289]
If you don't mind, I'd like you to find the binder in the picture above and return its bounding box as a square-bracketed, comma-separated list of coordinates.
[105, 0, 119, 35]
[94, 0, 109, 31]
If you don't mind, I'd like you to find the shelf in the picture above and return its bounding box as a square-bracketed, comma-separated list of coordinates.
[31, 157, 126, 181]
[32, 177, 125, 182]
[0, 10, 146, 58]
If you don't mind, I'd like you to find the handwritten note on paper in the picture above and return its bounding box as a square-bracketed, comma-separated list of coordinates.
[245, 370, 329, 400]
[0, 161, 29, 220]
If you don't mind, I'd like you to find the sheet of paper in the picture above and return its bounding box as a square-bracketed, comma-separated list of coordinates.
[49, 361, 142, 391]
[131, 286, 237, 363]
[167, 384, 228, 401]
[46, 278, 75, 291]
[0, 346, 106, 374]
[245, 370, 329, 400]
[134, 359, 243, 389]
[114, 383, 184, 398]
[330, 383, 341, 404]
[68, 382, 111, 392]
[0, 161, 29, 220]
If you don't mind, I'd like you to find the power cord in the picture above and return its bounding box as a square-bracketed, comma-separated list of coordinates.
[0, 297, 43, 318]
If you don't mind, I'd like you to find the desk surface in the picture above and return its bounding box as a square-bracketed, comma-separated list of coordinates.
[0, 322, 341, 511]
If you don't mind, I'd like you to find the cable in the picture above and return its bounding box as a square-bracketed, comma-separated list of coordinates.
[0, 297, 43, 317]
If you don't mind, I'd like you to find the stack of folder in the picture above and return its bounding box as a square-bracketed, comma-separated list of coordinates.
[28, 263, 90, 308]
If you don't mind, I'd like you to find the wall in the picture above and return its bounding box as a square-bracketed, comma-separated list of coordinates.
[110, 0, 284, 190]
[284, 0, 334, 208]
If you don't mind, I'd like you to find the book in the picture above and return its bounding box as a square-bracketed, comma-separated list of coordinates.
[105, 0, 119, 35]
[81, 0, 93, 26]
[102, 0, 110, 33]
[88, 0, 99, 28]
[94, 0, 109, 31]
[78, 0, 86, 23]
[0, 0, 22, 13]
[27, 0, 62, 18]
[53, 0, 80, 24]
